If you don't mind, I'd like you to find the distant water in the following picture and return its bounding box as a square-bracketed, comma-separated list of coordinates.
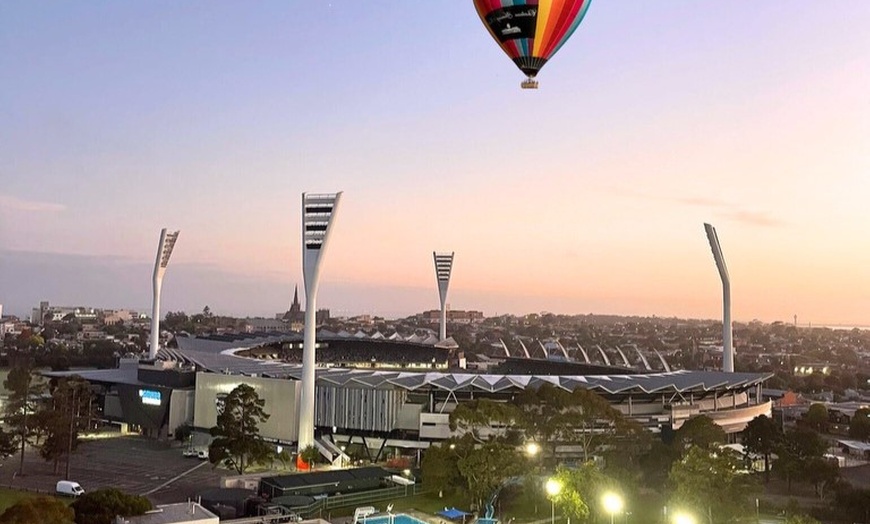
[813, 324, 870, 331]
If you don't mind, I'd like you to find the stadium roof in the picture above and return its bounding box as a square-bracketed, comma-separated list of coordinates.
[156, 345, 770, 395]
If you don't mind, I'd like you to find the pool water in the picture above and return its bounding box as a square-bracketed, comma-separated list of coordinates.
[362, 515, 428, 524]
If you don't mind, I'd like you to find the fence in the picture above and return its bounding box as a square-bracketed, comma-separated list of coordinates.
[294, 484, 428, 518]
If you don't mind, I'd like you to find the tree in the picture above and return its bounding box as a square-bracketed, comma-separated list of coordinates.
[0, 429, 17, 458]
[454, 438, 525, 508]
[742, 415, 781, 482]
[72, 488, 152, 524]
[208, 384, 272, 474]
[36, 376, 93, 476]
[514, 383, 573, 455]
[804, 403, 828, 433]
[552, 462, 616, 522]
[849, 408, 870, 441]
[804, 457, 838, 499]
[2, 364, 45, 475]
[674, 416, 726, 453]
[421, 442, 462, 498]
[298, 445, 320, 470]
[450, 399, 520, 443]
[773, 427, 828, 493]
[0, 496, 75, 524]
[669, 446, 757, 524]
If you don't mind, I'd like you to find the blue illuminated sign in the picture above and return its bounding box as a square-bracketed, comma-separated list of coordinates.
[139, 389, 162, 406]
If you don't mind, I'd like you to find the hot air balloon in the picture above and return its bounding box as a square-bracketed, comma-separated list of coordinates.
[473, 0, 592, 89]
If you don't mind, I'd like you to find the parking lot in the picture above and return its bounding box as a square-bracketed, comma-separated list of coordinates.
[0, 435, 228, 504]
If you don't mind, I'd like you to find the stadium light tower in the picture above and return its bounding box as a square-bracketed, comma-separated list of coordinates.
[704, 223, 734, 372]
[433, 252, 455, 341]
[298, 192, 342, 452]
[149, 228, 179, 360]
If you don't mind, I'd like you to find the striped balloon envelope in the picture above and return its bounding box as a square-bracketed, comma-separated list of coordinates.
[473, 0, 592, 89]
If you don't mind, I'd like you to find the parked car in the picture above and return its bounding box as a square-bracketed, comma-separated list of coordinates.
[197, 449, 209, 460]
[56, 480, 85, 497]
[182, 448, 197, 458]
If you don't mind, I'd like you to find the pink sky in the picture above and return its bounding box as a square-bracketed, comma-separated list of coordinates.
[1, 2, 869, 324]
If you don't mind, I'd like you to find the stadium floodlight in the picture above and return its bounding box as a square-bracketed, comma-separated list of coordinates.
[433, 252, 454, 341]
[298, 192, 342, 452]
[704, 223, 734, 373]
[149, 228, 179, 359]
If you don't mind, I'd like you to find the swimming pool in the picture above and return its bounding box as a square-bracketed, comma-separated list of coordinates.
[361, 514, 428, 524]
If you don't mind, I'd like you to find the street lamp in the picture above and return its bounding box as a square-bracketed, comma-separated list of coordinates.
[602, 492, 623, 524]
[545, 478, 561, 524]
[525, 442, 540, 457]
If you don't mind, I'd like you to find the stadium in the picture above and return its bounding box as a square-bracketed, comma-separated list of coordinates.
[49, 330, 773, 461]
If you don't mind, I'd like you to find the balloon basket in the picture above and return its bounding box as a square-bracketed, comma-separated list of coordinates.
[521, 78, 538, 89]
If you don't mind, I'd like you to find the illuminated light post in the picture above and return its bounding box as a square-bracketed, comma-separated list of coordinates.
[433, 252, 454, 341]
[673, 513, 695, 524]
[704, 223, 734, 372]
[149, 228, 179, 360]
[525, 442, 540, 457]
[545, 478, 562, 524]
[602, 492, 624, 524]
[298, 192, 342, 454]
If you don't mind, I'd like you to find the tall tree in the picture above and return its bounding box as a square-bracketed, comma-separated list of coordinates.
[669, 446, 757, 524]
[773, 427, 827, 493]
[2, 364, 45, 475]
[37, 376, 93, 476]
[674, 416, 726, 453]
[552, 462, 617, 523]
[449, 399, 520, 443]
[421, 441, 462, 498]
[208, 384, 272, 474]
[742, 414, 781, 482]
[804, 403, 829, 433]
[455, 439, 525, 509]
[0, 496, 75, 524]
[71, 488, 152, 524]
[849, 407, 870, 441]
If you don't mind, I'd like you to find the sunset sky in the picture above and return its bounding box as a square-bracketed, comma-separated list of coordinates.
[1, 2, 869, 325]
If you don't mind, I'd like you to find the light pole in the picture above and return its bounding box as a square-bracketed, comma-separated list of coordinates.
[545, 478, 561, 524]
[673, 512, 696, 524]
[602, 492, 623, 524]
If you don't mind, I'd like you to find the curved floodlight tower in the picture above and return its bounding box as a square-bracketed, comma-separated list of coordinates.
[149, 228, 179, 360]
[576, 345, 591, 363]
[654, 349, 672, 372]
[595, 345, 612, 366]
[517, 339, 531, 359]
[299, 192, 342, 451]
[615, 346, 631, 367]
[433, 252, 455, 341]
[704, 223, 734, 373]
[634, 346, 652, 371]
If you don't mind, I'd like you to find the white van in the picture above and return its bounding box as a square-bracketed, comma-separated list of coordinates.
[56, 480, 85, 497]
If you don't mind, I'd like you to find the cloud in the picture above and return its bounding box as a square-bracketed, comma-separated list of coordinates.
[673, 196, 730, 208]
[663, 194, 786, 227]
[605, 186, 786, 228]
[0, 193, 66, 213]
[718, 210, 786, 228]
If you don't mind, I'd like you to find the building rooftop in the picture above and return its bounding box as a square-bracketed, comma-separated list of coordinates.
[127, 502, 217, 524]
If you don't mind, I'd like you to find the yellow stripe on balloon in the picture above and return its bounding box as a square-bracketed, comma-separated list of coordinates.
[534, 0, 553, 59]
